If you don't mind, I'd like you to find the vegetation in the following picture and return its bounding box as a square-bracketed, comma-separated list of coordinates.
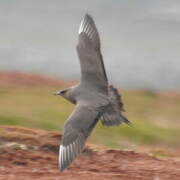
[0, 85, 180, 149]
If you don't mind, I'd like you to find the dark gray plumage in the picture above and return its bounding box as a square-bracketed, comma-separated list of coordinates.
[55, 14, 130, 172]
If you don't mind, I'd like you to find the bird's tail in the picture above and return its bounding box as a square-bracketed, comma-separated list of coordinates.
[101, 85, 131, 127]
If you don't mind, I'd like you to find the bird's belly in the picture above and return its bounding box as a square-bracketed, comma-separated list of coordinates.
[76, 90, 109, 108]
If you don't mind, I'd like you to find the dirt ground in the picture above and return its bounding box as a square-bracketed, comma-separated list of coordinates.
[0, 126, 180, 180]
[0, 71, 75, 88]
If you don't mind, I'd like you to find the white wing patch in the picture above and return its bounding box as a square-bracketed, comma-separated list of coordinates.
[78, 17, 84, 34]
[59, 135, 85, 171]
[78, 15, 94, 39]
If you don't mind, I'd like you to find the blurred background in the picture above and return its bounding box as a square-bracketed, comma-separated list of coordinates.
[0, 0, 180, 151]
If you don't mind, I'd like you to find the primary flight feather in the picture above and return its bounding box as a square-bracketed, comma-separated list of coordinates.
[55, 14, 130, 172]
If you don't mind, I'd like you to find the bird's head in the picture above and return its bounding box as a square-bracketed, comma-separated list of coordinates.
[54, 88, 68, 98]
[54, 87, 76, 104]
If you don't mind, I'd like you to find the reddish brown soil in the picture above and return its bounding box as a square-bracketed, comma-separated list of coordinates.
[0, 126, 180, 180]
[1, 71, 180, 98]
[0, 71, 75, 87]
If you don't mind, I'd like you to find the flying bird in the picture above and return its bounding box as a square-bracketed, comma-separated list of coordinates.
[55, 14, 130, 171]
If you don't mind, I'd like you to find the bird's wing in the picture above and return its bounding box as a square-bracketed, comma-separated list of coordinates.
[76, 14, 108, 89]
[59, 102, 100, 171]
[101, 85, 131, 126]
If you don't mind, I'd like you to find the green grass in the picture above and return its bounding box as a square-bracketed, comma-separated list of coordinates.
[0, 86, 180, 149]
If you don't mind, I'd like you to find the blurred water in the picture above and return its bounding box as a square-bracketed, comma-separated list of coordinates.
[0, 0, 180, 90]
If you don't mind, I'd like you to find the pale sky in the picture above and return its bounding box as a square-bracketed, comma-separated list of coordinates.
[0, 0, 180, 90]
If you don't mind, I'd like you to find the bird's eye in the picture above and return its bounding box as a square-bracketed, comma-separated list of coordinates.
[61, 90, 66, 94]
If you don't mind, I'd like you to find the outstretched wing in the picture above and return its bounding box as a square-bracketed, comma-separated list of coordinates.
[76, 14, 108, 89]
[59, 103, 100, 171]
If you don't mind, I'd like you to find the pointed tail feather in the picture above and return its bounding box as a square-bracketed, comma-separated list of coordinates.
[101, 85, 131, 127]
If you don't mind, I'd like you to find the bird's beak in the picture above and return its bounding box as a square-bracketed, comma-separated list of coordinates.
[53, 91, 61, 96]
